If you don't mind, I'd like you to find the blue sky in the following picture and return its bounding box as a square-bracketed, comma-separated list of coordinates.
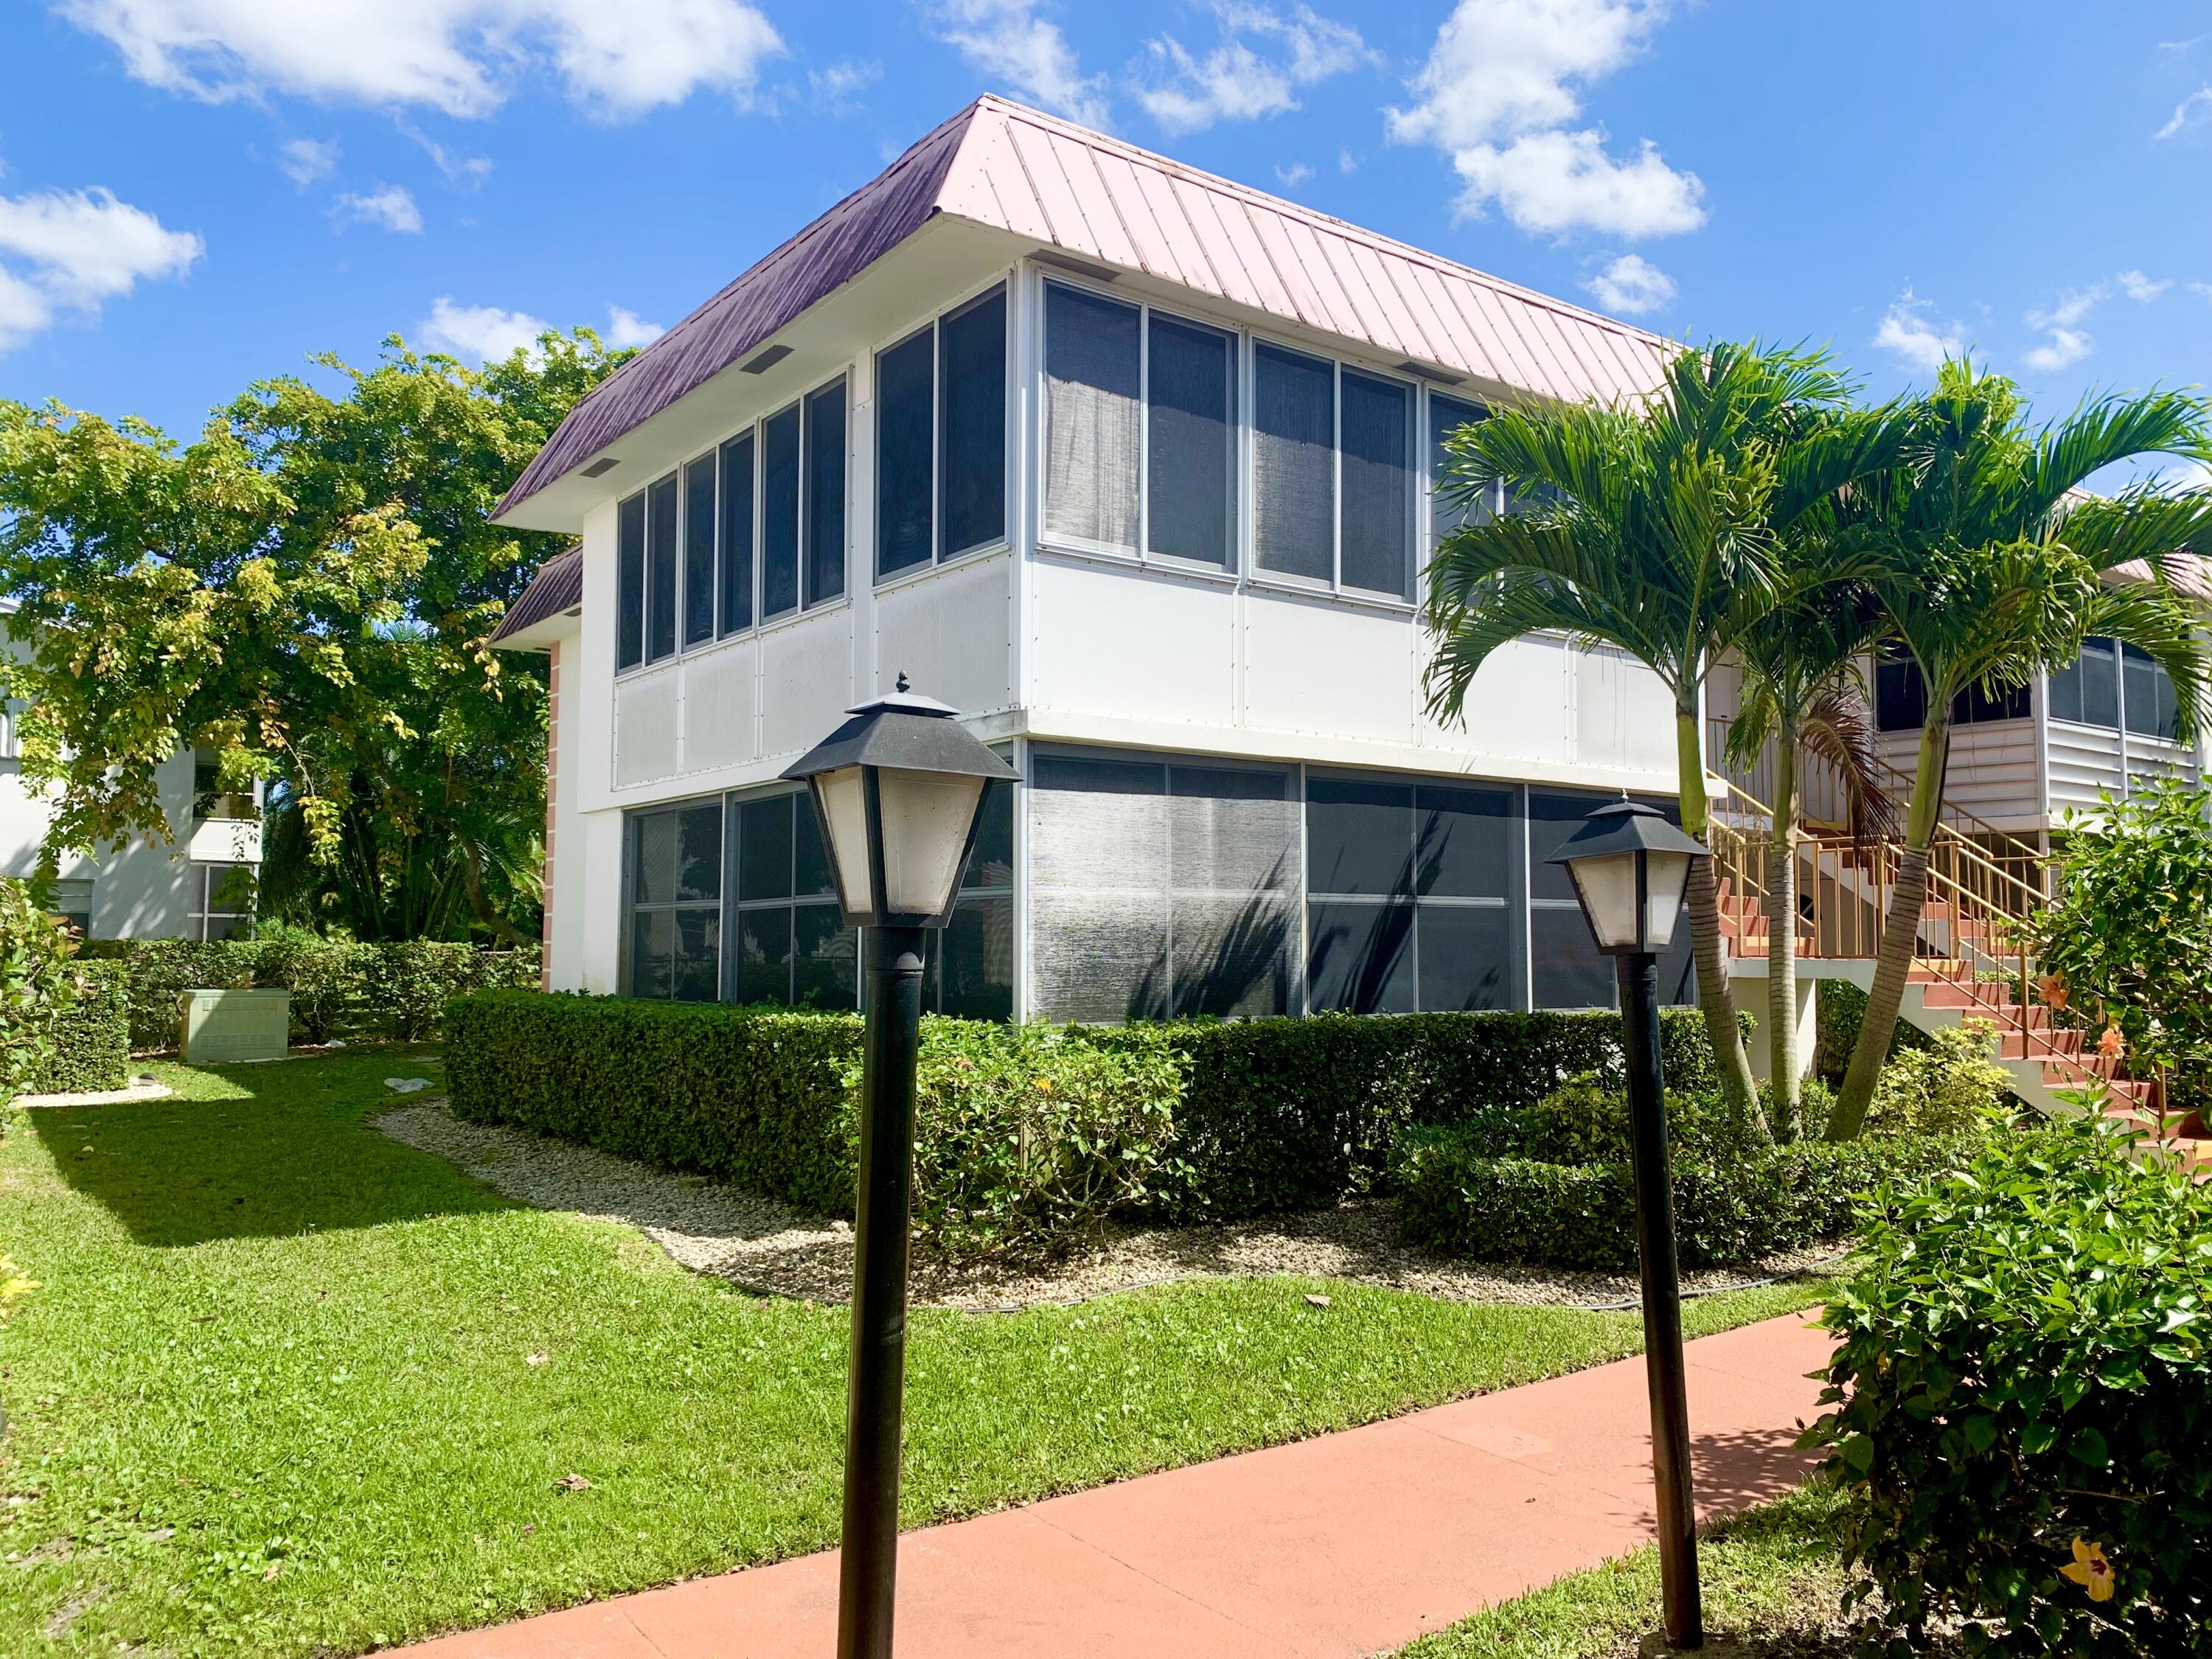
[4, 0, 2211, 461]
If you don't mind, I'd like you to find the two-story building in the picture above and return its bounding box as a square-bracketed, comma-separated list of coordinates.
[490, 96, 1701, 1020]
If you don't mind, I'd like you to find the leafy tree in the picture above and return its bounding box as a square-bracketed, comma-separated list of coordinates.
[1825, 364, 2212, 1138]
[1425, 341, 1904, 1129]
[2029, 779, 2212, 1125]
[0, 330, 625, 940]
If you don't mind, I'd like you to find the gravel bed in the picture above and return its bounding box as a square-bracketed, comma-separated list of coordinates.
[376, 1099, 1845, 1312]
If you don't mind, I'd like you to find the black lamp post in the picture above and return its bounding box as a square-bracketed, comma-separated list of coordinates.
[782, 681, 1018, 1659]
[1546, 800, 1708, 1653]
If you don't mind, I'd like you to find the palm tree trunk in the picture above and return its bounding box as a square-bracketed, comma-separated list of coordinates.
[1827, 717, 1950, 1139]
[1677, 709, 1764, 1127]
[1767, 734, 1800, 1132]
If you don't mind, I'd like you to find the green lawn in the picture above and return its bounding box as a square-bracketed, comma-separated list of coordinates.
[0, 1046, 1825, 1658]
[1396, 1481, 1878, 1659]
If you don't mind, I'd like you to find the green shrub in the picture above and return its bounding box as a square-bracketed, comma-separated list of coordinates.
[445, 992, 859, 1214]
[1391, 1115, 1970, 1270]
[879, 1020, 1187, 1258]
[1088, 1006, 1727, 1220]
[84, 936, 537, 1048]
[1810, 1115, 2212, 1655]
[28, 960, 129, 1093]
[1866, 1018, 2014, 1136]
[0, 877, 86, 1096]
[1814, 978, 1929, 1085]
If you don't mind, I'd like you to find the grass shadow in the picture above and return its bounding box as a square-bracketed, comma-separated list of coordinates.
[28, 1046, 520, 1248]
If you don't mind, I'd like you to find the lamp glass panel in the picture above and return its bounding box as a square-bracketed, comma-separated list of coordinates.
[877, 769, 987, 918]
[1641, 850, 1692, 952]
[1565, 850, 1640, 950]
[813, 767, 874, 919]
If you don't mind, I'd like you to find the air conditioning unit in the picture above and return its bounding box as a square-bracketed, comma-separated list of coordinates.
[179, 989, 291, 1065]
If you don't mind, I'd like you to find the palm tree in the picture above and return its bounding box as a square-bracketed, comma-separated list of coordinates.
[1425, 342, 1903, 1127]
[1724, 572, 1894, 1127]
[1824, 364, 2212, 1138]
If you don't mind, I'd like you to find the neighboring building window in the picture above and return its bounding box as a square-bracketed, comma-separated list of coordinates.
[1028, 753, 1295, 1021]
[51, 877, 93, 941]
[1305, 777, 1514, 1014]
[1253, 342, 1416, 599]
[719, 432, 754, 636]
[683, 451, 717, 648]
[927, 779, 1015, 1018]
[2050, 636, 2178, 740]
[1428, 392, 1499, 540]
[189, 863, 254, 942]
[616, 491, 647, 671]
[727, 789, 855, 1009]
[1874, 650, 2031, 732]
[1040, 282, 1239, 571]
[646, 472, 679, 662]
[625, 801, 722, 1001]
[1526, 791, 1693, 1011]
[877, 285, 1009, 580]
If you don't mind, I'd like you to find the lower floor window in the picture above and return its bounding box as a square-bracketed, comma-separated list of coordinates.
[189, 863, 255, 942]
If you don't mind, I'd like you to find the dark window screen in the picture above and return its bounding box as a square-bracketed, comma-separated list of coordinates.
[1340, 369, 1411, 596]
[2123, 642, 2180, 740]
[1430, 392, 1494, 540]
[1147, 313, 1235, 567]
[625, 801, 723, 1003]
[1043, 284, 1141, 550]
[718, 433, 754, 635]
[761, 404, 800, 618]
[876, 327, 934, 578]
[683, 453, 716, 647]
[1874, 652, 1927, 732]
[646, 473, 678, 662]
[616, 491, 645, 670]
[939, 286, 1006, 557]
[2050, 638, 2118, 728]
[804, 379, 846, 607]
[1253, 342, 1334, 581]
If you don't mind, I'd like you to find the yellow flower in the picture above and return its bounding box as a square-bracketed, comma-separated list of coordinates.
[2059, 1538, 2115, 1603]
[1032, 1077, 1054, 1093]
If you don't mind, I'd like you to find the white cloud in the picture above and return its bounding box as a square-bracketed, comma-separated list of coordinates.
[333, 184, 423, 234]
[2023, 327, 2094, 372]
[2020, 284, 2109, 372]
[397, 122, 492, 186]
[602, 305, 664, 349]
[0, 184, 203, 350]
[1387, 0, 1703, 239]
[277, 136, 338, 187]
[2118, 268, 2170, 302]
[809, 60, 880, 112]
[57, 0, 785, 120]
[2157, 86, 2212, 138]
[1447, 129, 1703, 236]
[932, 0, 1108, 128]
[420, 297, 664, 361]
[1274, 161, 1315, 187]
[2191, 280, 2212, 303]
[1871, 288, 1964, 375]
[2029, 284, 2105, 330]
[1582, 251, 1673, 315]
[1338, 147, 1357, 173]
[1136, 4, 1372, 136]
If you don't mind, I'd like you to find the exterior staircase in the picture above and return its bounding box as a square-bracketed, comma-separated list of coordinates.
[1703, 763, 2172, 1135]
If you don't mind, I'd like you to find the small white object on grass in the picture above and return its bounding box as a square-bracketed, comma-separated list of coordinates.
[384, 1077, 434, 1093]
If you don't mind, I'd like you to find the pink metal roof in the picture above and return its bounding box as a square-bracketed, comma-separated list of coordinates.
[498, 96, 1675, 519]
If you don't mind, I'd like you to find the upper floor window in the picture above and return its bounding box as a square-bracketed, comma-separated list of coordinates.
[1042, 281, 1237, 571]
[1874, 650, 2031, 732]
[2049, 636, 2179, 741]
[616, 372, 848, 674]
[1253, 343, 1414, 599]
[1428, 392, 1499, 541]
[877, 285, 1008, 580]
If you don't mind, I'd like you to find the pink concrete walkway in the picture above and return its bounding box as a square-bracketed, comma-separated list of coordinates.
[406, 1311, 1832, 1659]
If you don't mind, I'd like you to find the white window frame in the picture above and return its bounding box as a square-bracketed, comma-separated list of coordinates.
[189, 862, 254, 942]
[871, 276, 1015, 591]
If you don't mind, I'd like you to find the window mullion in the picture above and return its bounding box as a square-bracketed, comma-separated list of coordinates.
[929, 319, 942, 566]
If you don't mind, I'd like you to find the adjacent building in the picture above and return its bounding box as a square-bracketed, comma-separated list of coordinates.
[491, 96, 1702, 1019]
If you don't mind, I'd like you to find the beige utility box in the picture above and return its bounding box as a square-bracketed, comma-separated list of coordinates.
[179, 988, 291, 1065]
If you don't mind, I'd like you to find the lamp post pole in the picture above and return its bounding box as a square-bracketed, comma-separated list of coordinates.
[838, 922, 928, 1659]
[1616, 945, 1703, 1653]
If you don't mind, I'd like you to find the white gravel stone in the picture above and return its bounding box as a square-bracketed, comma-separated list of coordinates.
[377, 1099, 1846, 1312]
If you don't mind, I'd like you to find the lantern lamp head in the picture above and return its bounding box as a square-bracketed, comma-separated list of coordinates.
[1543, 801, 1708, 956]
[780, 684, 1019, 931]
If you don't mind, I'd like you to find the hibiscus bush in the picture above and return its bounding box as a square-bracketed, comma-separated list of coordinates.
[1808, 1111, 2212, 1656]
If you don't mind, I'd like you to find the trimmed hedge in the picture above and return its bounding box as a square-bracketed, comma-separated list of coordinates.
[445, 992, 859, 1214]
[1391, 1120, 1972, 1269]
[83, 937, 539, 1050]
[1092, 1007, 1727, 1220]
[27, 961, 131, 1094]
[1812, 1116, 2212, 1654]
